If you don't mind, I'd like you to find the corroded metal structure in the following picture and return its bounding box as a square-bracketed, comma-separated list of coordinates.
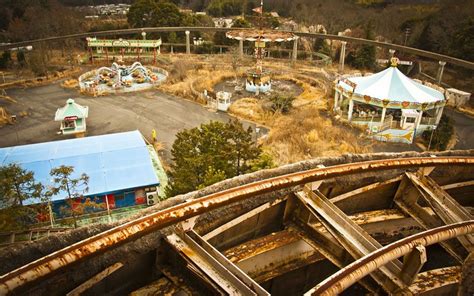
[1, 153, 473, 295]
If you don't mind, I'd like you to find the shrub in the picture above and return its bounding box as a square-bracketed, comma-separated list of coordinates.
[270, 93, 295, 114]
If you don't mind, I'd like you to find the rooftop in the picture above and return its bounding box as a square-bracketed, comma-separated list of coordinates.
[0, 131, 159, 203]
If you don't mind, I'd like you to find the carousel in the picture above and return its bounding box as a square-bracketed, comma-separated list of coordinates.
[334, 58, 446, 144]
[225, 1, 297, 94]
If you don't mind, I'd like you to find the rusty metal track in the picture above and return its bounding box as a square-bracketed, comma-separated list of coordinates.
[304, 220, 474, 296]
[0, 27, 473, 69]
[1, 156, 473, 294]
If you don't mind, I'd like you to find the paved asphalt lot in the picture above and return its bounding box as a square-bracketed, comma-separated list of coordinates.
[0, 82, 258, 162]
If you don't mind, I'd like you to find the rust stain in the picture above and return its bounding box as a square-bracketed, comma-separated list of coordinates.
[223, 231, 300, 263]
[1, 156, 473, 294]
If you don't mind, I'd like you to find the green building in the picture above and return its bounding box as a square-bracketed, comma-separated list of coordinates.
[86, 37, 162, 63]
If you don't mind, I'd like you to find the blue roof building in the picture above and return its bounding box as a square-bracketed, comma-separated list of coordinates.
[0, 131, 161, 211]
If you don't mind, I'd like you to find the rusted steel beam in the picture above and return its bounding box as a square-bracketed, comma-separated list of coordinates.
[442, 180, 474, 191]
[408, 266, 461, 295]
[223, 230, 323, 283]
[408, 174, 474, 250]
[399, 245, 427, 286]
[1, 156, 473, 294]
[296, 189, 405, 293]
[186, 230, 269, 296]
[203, 197, 287, 241]
[329, 176, 402, 204]
[304, 220, 474, 296]
[394, 173, 471, 262]
[166, 233, 254, 295]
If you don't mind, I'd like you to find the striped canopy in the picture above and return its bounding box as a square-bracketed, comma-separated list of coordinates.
[338, 66, 445, 104]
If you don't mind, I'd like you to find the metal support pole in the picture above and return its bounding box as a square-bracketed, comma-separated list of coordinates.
[292, 37, 299, 63]
[239, 39, 244, 59]
[105, 195, 112, 223]
[400, 245, 427, 285]
[185, 30, 191, 54]
[348, 98, 354, 121]
[48, 203, 54, 228]
[339, 41, 347, 73]
[437, 61, 446, 84]
[380, 107, 387, 124]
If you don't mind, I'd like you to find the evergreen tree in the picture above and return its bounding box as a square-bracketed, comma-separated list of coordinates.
[351, 21, 376, 70]
[417, 22, 440, 53]
[128, 0, 185, 28]
[166, 120, 270, 197]
[450, 17, 474, 62]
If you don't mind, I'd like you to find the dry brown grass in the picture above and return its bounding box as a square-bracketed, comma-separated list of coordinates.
[61, 79, 78, 89]
[263, 105, 371, 164]
[160, 65, 238, 103]
[0, 107, 11, 126]
[228, 97, 272, 124]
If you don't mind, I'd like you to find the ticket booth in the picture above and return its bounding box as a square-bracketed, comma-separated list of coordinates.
[54, 99, 89, 136]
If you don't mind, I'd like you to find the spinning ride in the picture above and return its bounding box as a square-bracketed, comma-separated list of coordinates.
[225, 1, 297, 94]
[79, 62, 167, 95]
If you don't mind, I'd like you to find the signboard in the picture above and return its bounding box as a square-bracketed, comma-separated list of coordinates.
[64, 116, 78, 121]
[87, 39, 162, 48]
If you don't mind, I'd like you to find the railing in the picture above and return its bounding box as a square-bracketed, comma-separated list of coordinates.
[420, 117, 437, 126]
[0, 228, 71, 246]
[379, 115, 393, 133]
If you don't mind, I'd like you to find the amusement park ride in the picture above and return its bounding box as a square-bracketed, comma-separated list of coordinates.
[226, 0, 297, 94]
[78, 61, 167, 95]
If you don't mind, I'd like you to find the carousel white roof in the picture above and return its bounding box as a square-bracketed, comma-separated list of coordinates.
[338, 66, 445, 104]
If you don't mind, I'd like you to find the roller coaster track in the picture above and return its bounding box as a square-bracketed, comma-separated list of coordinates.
[306, 220, 474, 295]
[1, 156, 473, 294]
[1, 27, 473, 70]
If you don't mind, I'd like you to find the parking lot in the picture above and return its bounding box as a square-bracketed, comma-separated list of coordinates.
[0, 82, 257, 163]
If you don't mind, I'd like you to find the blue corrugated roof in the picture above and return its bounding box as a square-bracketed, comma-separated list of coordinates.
[0, 131, 159, 204]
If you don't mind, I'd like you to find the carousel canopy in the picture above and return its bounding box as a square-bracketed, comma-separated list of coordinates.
[54, 98, 89, 121]
[338, 66, 445, 104]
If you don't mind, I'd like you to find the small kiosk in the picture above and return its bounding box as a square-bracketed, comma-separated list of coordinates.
[54, 99, 89, 136]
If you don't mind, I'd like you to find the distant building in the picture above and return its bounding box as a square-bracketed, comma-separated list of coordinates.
[0, 131, 165, 219]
